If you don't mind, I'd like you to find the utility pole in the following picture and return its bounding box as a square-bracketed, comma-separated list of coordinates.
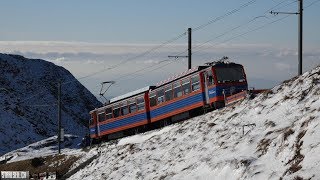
[271, 0, 303, 75]
[188, 28, 192, 70]
[57, 81, 61, 154]
[298, 0, 303, 75]
[168, 27, 192, 70]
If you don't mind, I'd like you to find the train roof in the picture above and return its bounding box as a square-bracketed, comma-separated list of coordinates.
[110, 86, 155, 103]
[157, 61, 242, 87]
[91, 86, 156, 113]
[206, 61, 243, 67]
[155, 66, 208, 87]
[155, 61, 243, 87]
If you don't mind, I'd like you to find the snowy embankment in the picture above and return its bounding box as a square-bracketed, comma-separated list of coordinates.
[0, 135, 82, 164]
[2, 66, 318, 179]
[69, 66, 320, 180]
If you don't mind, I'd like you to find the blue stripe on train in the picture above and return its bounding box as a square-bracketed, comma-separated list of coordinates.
[91, 84, 247, 136]
[98, 112, 147, 133]
[150, 93, 204, 118]
[208, 85, 248, 98]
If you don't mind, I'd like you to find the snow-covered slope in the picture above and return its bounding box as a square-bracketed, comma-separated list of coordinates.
[0, 53, 102, 155]
[69, 66, 320, 180]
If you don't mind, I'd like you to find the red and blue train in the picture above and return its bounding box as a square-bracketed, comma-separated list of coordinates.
[89, 61, 248, 141]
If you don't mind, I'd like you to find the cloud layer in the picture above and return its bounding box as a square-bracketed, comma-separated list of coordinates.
[0, 41, 319, 99]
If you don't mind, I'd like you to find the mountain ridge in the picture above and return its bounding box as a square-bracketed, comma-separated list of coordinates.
[0, 53, 102, 155]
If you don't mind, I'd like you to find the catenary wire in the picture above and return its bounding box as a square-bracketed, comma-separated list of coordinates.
[19, 0, 320, 104]
[193, 14, 292, 57]
[193, 0, 259, 32]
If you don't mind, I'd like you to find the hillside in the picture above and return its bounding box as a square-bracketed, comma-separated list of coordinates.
[67, 65, 320, 179]
[1, 64, 319, 179]
[0, 53, 102, 155]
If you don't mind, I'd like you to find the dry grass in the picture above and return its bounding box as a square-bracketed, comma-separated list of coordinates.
[283, 130, 307, 176]
[283, 128, 295, 141]
[264, 120, 276, 128]
[256, 138, 271, 157]
[0, 154, 79, 179]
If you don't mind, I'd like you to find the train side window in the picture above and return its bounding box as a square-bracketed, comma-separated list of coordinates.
[121, 102, 129, 116]
[98, 112, 105, 122]
[191, 75, 200, 91]
[207, 70, 215, 86]
[105, 107, 113, 120]
[113, 104, 120, 118]
[165, 84, 173, 101]
[157, 88, 165, 104]
[173, 81, 182, 98]
[137, 97, 145, 111]
[182, 78, 191, 95]
[150, 91, 157, 107]
[129, 99, 137, 113]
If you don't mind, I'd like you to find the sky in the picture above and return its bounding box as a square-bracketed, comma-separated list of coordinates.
[0, 0, 319, 101]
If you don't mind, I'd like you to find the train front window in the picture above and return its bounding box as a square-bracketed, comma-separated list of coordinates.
[216, 67, 245, 83]
[207, 70, 214, 86]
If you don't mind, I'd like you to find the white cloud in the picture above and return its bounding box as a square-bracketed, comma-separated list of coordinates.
[275, 48, 297, 58]
[274, 62, 291, 71]
[53, 57, 66, 64]
[84, 59, 105, 65]
[0, 41, 319, 98]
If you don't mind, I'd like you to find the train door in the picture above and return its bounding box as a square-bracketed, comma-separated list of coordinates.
[96, 121, 100, 137]
[203, 71, 210, 105]
[97, 111, 104, 137]
[90, 111, 99, 138]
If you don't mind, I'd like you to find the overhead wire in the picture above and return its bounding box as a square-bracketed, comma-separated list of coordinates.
[19, 0, 319, 104]
[115, 58, 185, 83]
[64, 0, 260, 88]
[62, 32, 187, 85]
[263, 0, 294, 14]
[18, 34, 187, 104]
[18, 0, 263, 104]
[79, 0, 288, 97]
[193, 14, 293, 57]
[119, 0, 320, 79]
[192, 15, 270, 52]
[191, 0, 300, 57]
[193, 0, 259, 32]
[266, 0, 298, 14]
[115, 0, 262, 83]
[305, 0, 320, 8]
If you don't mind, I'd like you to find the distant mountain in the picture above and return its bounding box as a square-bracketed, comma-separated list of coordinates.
[0, 53, 102, 155]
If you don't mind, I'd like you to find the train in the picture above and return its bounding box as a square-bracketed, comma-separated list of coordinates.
[89, 60, 248, 141]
